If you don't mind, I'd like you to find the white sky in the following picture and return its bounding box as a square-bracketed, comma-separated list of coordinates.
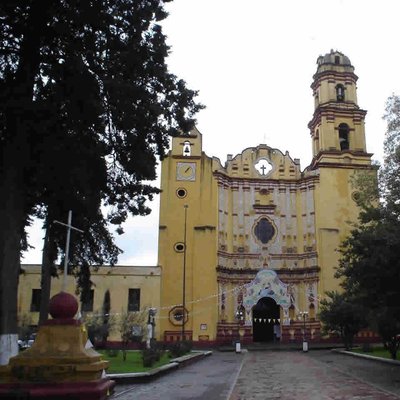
[22, 0, 400, 266]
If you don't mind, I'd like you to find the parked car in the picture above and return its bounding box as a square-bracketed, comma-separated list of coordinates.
[18, 333, 36, 351]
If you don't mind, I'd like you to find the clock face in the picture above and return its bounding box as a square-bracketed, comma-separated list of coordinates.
[176, 162, 196, 181]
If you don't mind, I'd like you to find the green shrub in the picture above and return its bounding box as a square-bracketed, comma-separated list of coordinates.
[168, 340, 193, 358]
[362, 343, 372, 352]
[106, 349, 120, 357]
[141, 348, 161, 368]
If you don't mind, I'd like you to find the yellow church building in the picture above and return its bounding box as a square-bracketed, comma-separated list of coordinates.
[157, 50, 374, 345]
[18, 50, 375, 345]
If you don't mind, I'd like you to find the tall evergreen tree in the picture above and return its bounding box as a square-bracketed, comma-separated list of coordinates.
[381, 95, 400, 214]
[336, 94, 400, 359]
[319, 291, 366, 350]
[0, 0, 203, 364]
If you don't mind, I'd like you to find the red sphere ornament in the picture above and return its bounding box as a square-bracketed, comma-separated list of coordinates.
[48, 291, 78, 319]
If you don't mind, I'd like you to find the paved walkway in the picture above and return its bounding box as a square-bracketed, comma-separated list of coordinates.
[111, 350, 400, 400]
[112, 351, 242, 399]
[230, 351, 400, 400]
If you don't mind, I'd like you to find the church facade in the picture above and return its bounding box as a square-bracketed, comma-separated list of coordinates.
[16, 51, 376, 346]
[158, 50, 374, 344]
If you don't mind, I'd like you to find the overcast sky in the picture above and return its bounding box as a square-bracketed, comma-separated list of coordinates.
[22, 0, 400, 266]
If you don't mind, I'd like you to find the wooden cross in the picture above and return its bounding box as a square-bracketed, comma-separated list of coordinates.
[53, 210, 84, 292]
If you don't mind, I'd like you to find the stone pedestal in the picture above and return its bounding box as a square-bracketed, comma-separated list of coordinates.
[0, 292, 115, 399]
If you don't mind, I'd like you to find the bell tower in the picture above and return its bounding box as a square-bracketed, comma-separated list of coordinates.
[309, 50, 375, 298]
[308, 50, 370, 166]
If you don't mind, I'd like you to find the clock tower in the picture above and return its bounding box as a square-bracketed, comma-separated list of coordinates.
[158, 127, 219, 342]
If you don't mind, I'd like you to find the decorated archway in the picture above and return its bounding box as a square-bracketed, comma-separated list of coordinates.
[243, 269, 291, 311]
[242, 270, 291, 341]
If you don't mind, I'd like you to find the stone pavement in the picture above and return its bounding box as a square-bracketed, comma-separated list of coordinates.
[230, 351, 400, 400]
[111, 351, 243, 399]
[111, 350, 400, 400]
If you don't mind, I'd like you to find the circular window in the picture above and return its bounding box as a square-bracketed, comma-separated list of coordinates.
[174, 242, 185, 252]
[176, 188, 187, 198]
[169, 306, 188, 326]
[352, 191, 361, 203]
[173, 310, 184, 321]
[254, 217, 276, 244]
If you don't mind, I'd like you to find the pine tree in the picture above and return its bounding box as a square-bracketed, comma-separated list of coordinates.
[335, 94, 400, 359]
[0, 0, 203, 364]
[382, 95, 400, 215]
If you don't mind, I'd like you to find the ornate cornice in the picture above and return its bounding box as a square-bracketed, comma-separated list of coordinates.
[216, 266, 321, 281]
[214, 171, 319, 188]
[311, 70, 358, 91]
[308, 105, 367, 132]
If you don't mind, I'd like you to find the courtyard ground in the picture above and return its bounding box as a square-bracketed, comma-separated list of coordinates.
[110, 349, 400, 400]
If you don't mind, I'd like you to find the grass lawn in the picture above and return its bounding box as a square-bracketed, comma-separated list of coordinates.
[352, 346, 397, 360]
[98, 350, 171, 374]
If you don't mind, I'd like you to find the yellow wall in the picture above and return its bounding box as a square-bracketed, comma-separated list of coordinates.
[158, 127, 219, 341]
[18, 265, 160, 341]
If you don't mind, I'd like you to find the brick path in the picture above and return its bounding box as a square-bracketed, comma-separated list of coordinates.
[229, 351, 400, 400]
[111, 350, 400, 400]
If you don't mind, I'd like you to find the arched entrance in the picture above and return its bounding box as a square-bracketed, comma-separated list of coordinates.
[252, 297, 280, 342]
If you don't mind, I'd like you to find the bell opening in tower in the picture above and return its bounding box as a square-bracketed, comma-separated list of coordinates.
[336, 84, 345, 101]
[339, 123, 350, 151]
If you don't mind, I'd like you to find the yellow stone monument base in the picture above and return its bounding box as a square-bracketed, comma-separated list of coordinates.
[0, 292, 114, 399]
[1, 323, 108, 383]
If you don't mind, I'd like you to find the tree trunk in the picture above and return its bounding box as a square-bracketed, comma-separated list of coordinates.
[0, 0, 53, 364]
[102, 290, 111, 342]
[39, 226, 53, 325]
[0, 168, 26, 365]
[388, 339, 398, 360]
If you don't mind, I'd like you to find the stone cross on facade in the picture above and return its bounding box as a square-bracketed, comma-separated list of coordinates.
[53, 210, 84, 292]
[260, 164, 267, 175]
[255, 158, 272, 176]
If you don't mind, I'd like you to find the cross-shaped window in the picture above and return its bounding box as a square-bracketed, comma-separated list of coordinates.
[255, 159, 272, 176]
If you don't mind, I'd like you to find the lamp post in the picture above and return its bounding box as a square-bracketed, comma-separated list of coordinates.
[181, 205, 188, 341]
[299, 311, 309, 352]
[235, 306, 245, 353]
[146, 308, 157, 349]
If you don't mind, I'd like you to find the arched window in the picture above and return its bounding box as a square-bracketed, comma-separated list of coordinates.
[336, 84, 345, 101]
[314, 90, 319, 107]
[289, 305, 295, 321]
[338, 123, 350, 151]
[314, 129, 320, 154]
[309, 303, 315, 320]
[183, 141, 191, 156]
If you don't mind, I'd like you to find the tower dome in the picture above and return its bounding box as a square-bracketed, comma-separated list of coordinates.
[309, 50, 369, 162]
[317, 50, 352, 67]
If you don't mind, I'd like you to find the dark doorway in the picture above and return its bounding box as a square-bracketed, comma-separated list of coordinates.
[252, 297, 280, 342]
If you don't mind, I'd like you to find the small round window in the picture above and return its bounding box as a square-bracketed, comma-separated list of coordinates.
[174, 242, 185, 253]
[173, 309, 184, 321]
[352, 191, 361, 204]
[176, 188, 187, 198]
[169, 306, 188, 326]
